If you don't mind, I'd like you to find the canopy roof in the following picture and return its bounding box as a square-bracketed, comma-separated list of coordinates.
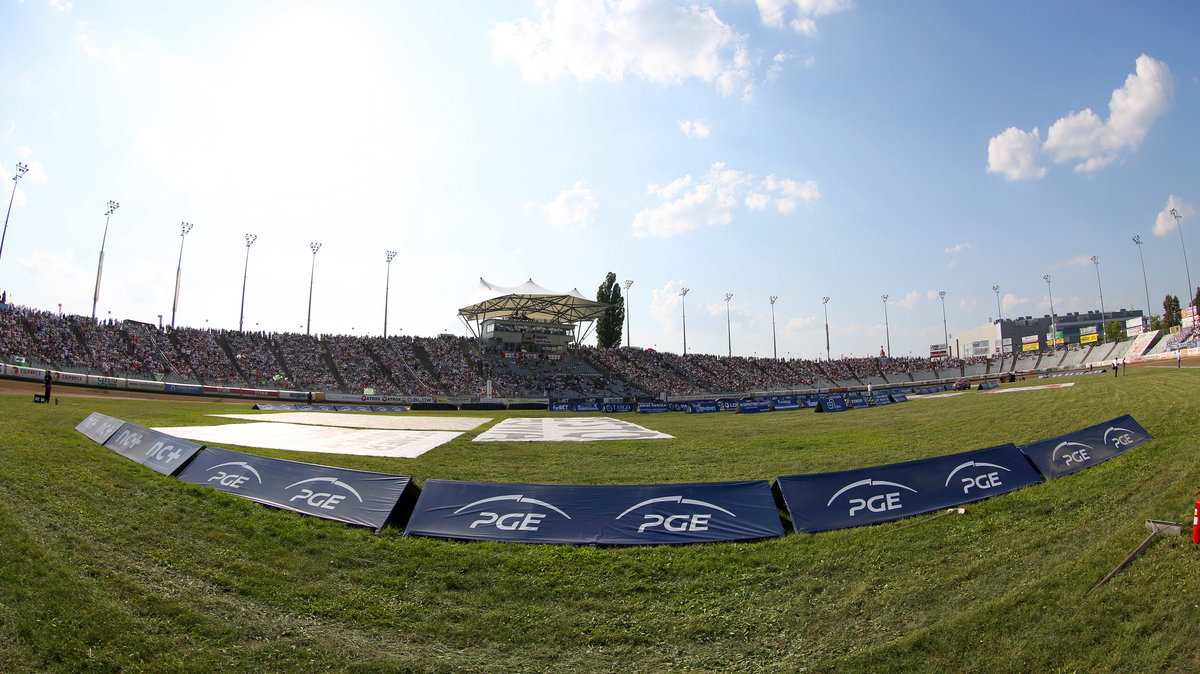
[459, 278, 610, 324]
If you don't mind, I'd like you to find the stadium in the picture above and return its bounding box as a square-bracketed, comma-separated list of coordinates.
[5, 2, 1200, 672]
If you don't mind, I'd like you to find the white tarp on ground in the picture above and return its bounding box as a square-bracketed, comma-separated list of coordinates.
[155, 422, 461, 458]
[983, 382, 1076, 393]
[209, 412, 489, 431]
[473, 417, 674, 442]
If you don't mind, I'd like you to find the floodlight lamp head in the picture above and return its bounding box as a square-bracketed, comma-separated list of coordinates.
[992, 285, 1000, 293]
[386, 250, 397, 262]
[938, 290, 946, 299]
[769, 295, 777, 304]
[245, 233, 257, 247]
[1171, 208, 1180, 220]
[14, 162, 28, 179]
[881, 294, 888, 302]
[1091, 255, 1099, 264]
[107, 200, 119, 213]
[725, 293, 733, 302]
[310, 242, 322, 254]
[822, 296, 829, 304]
[623, 279, 633, 289]
[180, 221, 193, 236]
[680, 287, 689, 297]
[1043, 274, 1051, 283]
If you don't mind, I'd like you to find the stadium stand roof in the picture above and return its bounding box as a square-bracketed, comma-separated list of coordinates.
[458, 278, 610, 324]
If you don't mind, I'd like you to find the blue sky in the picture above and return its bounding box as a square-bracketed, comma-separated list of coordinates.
[1, 0, 1198, 360]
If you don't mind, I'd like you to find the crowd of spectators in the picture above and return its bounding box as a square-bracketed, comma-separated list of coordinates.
[2, 301, 1149, 398]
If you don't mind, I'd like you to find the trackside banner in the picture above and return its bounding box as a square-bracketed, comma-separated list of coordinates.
[1017, 414, 1152, 479]
[637, 403, 669, 413]
[774, 443, 1042, 533]
[772, 396, 800, 410]
[816, 395, 848, 412]
[101, 422, 205, 476]
[688, 401, 720, 414]
[177, 446, 420, 531]
[603, 402, 634, 413]
[75, 412, 125, 445]
[737, 400, 772, 414]
[405, 479, 784, 545]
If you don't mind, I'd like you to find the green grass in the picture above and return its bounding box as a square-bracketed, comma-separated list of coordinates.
[2, 369, 1200, 672]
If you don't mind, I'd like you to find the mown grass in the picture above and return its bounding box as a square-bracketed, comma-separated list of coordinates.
[1, 368, 1199, 672]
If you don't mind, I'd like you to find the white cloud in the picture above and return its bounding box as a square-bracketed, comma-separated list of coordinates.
[946, 260, 958, 269]
[1063, 254, 1092, 267]
[756, 0, 854, 35]
[678, 119, 711, 138]
[632, 163, 818, 238]
[1154, 195, 1195, 237]
[986, 126, 1045, 181]
[1001, 293, 1030, 312]
[650, 279, 687, 333]
[526, 181, 598, 231]
[492, 0, 754, 98]
[783, 315, 818, 335]
[926, 290, 946, 302]
[1043, 54, 1172, 172]
[895, 290, 919, 310]
[988, 54, 1172, 180]
[959, 298, 977, 313]
[944, 242, 973, 254]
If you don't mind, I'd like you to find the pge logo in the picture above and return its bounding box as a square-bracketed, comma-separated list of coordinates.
[1052, 441, 1093, 467]
[943, 461, 1012, 494]
[205, 461, 263, 490]
[826, 478, 917, 517]
[614, 495, 736, 534]
[285, 476, 364, 510]
[453, 494, 571, 532]
[1103, 426, 1138, 450]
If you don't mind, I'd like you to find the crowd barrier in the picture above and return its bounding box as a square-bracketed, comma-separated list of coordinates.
[74, 411, 1154, 543]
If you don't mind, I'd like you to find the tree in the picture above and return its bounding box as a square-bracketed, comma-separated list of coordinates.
[595, 272, 625, 348]
[1104, 320, 1123, 343]
[1163, 294, 1182, 329]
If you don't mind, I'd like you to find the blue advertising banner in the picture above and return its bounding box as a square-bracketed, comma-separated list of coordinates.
[294, 404, 339, 412]
[801, 395, 822, 408]
[1018, 414, 1152, 479]
[775, 443, 1043, 532]
[846, 396, 869, 409]
[177, 446, 420, 531]
[737, 400, 772, 414]
[871, 392, 892, 406]
[669, 402, 690, 412]
[687, 401, 721, 414]
[548, 403, 573, 412]
[772, 396, 800, 410]
[603, 402, 634, 413]
[637, 402, 670, 413]
[720, 401, 740, 411]
[75, 411, 124, 445]
[889, 392, 909, 403]
[335, 405, 376, 412]
[254, 403, 297, 411]
[370, 405, 406, 413]
[165, 383, 203, 395]
[404, 479, 784, 545]
[816, 395, 848, 412]
[575, 402, 601, 413]
[101, 422, 205, 476]
[979, 380, 999, 390]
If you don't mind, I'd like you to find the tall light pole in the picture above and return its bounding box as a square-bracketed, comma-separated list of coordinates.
[679, 287, 690, 355]
[383, 250, 397, 337]
[1171, 208, 1194, 309]
[1091, 255, 1105, 343]
[0, 161, 29, 265]
[881, 294, 891, 358]
[724, 292, 733, 357]
[992, 285, 1002, 323]
[623, 279, 633, 347]
[1133, 235, 1151, 321]
[1043, 274, 1056, 348]
[306, 242, 322, 336]
[821, 296, 831, 361]
[170, 221, 194, 329]
[769, 295, 778, 359]
[238, 234, 257, 332]
[938, 290, 948, 357]
[91, 200, 119, 320]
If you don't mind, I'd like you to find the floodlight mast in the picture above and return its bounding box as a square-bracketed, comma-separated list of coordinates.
[822, 296, 830, 361]
[680, 287, 690, 355]
[1172, 208, 1194, 311]
[1092, 256, 1105, 344]
[881, 294, 890, 358]
[1132, 235, 1151, 321]
[383, 250, 397, 337]
[0, 161, 30, 265]
[769, 296, 778, 359]
[238, 234, 257, 332]
[724, 292, 733, 357]
[1043, 275, 1056, 349]
[623, 279, 633, 347]
[91, 201, 119, 320]
[170, 222, 194, 330]
[306, 242, 322, 336]
[938, 290, 948, 357]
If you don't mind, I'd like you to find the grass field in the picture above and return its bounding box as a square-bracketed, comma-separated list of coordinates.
[2, 368, 1200, 672]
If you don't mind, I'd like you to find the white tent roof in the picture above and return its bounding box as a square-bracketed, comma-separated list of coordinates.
[459, 278, 610, 324]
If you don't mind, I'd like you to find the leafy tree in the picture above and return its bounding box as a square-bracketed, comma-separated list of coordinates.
[1104, 320, 1124, 343]
[595, 272, 625, 348]
[1163, 294, 1182, 329]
